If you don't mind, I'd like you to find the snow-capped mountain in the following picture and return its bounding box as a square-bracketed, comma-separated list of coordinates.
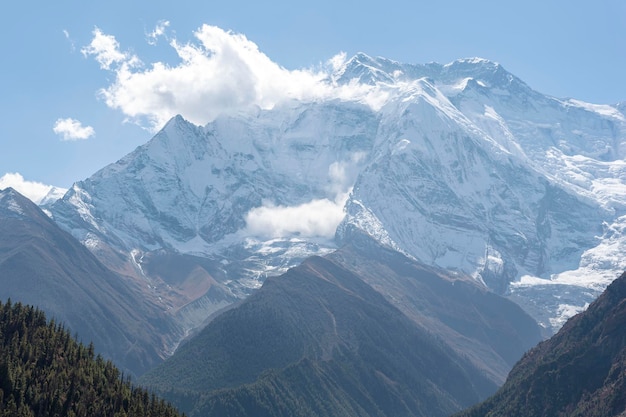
[48, 54, 626, 333]
[49, 100, 379, 332]
[337, 55, 626, 329]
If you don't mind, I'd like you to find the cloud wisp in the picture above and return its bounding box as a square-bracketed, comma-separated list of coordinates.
[82, 24, 389, 131]
[63, 29, 76, 52]
[81, 27, 139, 70]
[53, 118, 95, 141]
[146, 20, 170, 45]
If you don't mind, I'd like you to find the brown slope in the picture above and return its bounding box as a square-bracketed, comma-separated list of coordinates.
[0, 188, 180, 376]
[455, 270, 626, 417]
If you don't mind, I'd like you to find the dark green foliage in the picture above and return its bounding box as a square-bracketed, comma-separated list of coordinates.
[455, 271, 626, 417]
[0, 299, 183, 417]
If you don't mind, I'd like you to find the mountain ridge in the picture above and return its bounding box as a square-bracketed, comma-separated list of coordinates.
[0, 187, 181, 376]
[140, 243, 536, 416]
[455, 269, 626, 417]
[327, 231, 543, 383]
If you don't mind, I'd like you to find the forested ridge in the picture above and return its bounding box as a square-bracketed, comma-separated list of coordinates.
[454, 271, 626, 417]
[0, 299, 183, 417]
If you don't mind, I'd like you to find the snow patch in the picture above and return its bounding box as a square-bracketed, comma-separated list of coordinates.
[549, 303, 589, 329]
[6, 199, 24, 215]
[83, 233, 103, 250]
[567, 99, 625, 121]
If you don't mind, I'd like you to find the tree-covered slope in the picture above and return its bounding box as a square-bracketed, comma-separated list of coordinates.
[455, 270, 626, 417]
[0, 299, 182, 417]
[141, 255, 499, 417]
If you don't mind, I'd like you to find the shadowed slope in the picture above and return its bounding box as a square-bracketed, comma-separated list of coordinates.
[456, 270, 626, 417]
[328, 232, 543, 385]
[141, 254, 500, 417]
[0, 188, 179, 376]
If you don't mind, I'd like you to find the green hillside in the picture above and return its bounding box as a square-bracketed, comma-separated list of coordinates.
[141, 255, 498, 417]
[0, 299, 182, 417]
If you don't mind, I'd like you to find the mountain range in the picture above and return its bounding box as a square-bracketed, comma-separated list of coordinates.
[0, 186, 542, 417]
[46, 54, 626, 337]
[1, 52, 625, 416]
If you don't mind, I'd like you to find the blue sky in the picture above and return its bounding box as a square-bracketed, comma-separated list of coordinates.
[1, 0, 625, 198]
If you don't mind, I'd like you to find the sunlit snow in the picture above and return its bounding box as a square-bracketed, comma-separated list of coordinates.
[51, 52, 626, 334]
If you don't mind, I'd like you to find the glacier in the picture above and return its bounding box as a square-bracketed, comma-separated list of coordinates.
[48, 53, 626, 334]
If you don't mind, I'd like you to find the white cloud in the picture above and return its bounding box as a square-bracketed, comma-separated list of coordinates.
[329, 51, 348, 72]
[245, 195, 348, 239]
[84, 24, 390, 131]
[0, 173, 67, 205]
[53, 118, 95, 141]
[147, 20, 170, 45]
[244, 154, 364, 240]
[82, 27, 139, 70]
[326, 152, 366, 196]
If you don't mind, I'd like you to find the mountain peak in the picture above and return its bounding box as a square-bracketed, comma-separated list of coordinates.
[165, 113, 193, 129]
[441, 57, 513, 81]
[335, 52, 400, 85]
[350, 51, 376, 63]
[333, 53, 525, 95]
[0, 187, 40, 218]
[0, 186, 18, 196]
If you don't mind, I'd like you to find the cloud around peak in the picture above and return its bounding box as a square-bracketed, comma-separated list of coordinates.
[0, 173, 67, 205]
[82, 24, 389, 131]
